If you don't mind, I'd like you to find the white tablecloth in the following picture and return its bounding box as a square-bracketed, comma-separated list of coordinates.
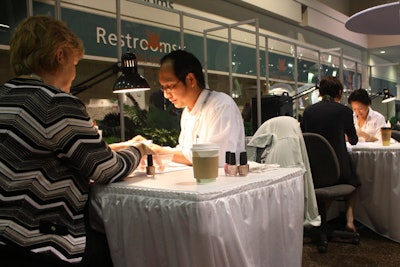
[90, 167, 305, 267]
[348, 142, 400, 242]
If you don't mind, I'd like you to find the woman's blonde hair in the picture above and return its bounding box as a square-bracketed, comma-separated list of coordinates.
[10, 15, 84, 76]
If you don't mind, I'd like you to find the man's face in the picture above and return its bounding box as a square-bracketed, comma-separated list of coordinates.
[158, 68, 190, 109]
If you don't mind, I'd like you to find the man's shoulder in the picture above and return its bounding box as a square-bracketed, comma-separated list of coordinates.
[211, 90, 230, 98]
[203, 90, 242, 119]
[208, 90, 235, 105]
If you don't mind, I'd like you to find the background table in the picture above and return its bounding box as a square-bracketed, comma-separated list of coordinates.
[90, 167, 304, 267]
[348, 142, 400, 242]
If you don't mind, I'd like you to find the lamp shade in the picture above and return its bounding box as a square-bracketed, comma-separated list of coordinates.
[113, 51, 150, 93]
[345, 2, 400, 35]
[382, 88, 396, 103]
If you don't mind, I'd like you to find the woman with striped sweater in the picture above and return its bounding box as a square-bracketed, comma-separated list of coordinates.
[0, 16, 151, 266]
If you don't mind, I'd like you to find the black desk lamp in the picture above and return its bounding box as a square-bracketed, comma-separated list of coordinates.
[370, 88, 396, 103]
[113, 51, 150, 93]
[71, 51, 150, 95]
[382, 88, 396, 103]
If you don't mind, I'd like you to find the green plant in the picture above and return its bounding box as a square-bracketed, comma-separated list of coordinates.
[147, 103, 180, 130]
[390, 116, 399, 130]
[125, 94, 148, 128]
[99, 112, 138, 142]
[99, 93, 180, 146]
[138, 127, 179, 147]
[243, 121, 253, 136]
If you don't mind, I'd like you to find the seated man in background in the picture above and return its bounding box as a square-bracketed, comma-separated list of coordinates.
[348, 88, 386, 142]
[301, 76, 360, 232]
[133, 50, 246, 167]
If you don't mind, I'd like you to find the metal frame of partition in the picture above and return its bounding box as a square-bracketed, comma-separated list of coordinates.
[369, 62, 399, 89]
[203, 19, 262, 126]
[122, 0, 367, 126]
[26, 0, 33, 15]
[26, 0, 372, 133]
[368, 62, 399, 120]
[27, 0, 61, 18]
[115, 0, 126, 140]
[201, 23, 370, 125]
[201, 22, 328, 125]
[320, 47, 344, 85]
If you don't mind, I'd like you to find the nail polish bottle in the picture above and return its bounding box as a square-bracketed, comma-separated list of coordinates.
[146, 154, 155, 178]
[227, 152, 238, 176]
[224, 151, 231, 176]
[238, 151, 249, 176]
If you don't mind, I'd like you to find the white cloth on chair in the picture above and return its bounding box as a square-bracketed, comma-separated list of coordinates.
[247, 116, 320, 226]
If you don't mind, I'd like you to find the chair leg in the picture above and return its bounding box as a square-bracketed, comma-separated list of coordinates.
[312, 198, 361, 253]
[331, 230, 361, 244]
[317, 200, 329, 253]
[317, 232, 328, 253]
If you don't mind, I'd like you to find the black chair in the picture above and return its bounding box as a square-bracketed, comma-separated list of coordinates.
[303, 132, 360, 253]
[391, 130, 400, 142]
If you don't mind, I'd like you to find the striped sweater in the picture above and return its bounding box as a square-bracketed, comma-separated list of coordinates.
[0, 78, 141, 263]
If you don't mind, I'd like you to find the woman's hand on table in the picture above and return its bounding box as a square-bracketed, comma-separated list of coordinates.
[109, 135, 152, 151]
[109, 138, 155, 156]
[108, 141, 131, 151]
[356, 129, 377, 142]
[109, 135, 174, 158]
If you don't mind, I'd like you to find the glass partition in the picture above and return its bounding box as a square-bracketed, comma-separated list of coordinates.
[297, 46, 319, 85]
[320, 52, 340, 80]
[2, 0, 383, 138]
[268, 38, 296, 88]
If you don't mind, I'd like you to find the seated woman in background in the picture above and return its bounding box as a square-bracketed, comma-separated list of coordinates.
[301, 76, 359, 232]
[348, 89, 386, 142]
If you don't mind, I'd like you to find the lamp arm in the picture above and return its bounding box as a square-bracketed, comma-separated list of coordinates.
[280, 84, 318, 105]
[291, 85, 318, 100]
[71, 63, 119, 95]
[370, 92, 382, 100]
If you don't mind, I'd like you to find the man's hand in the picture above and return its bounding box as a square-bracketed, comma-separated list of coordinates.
[131, 135, 147, 142]
[133, 142, 155, 157]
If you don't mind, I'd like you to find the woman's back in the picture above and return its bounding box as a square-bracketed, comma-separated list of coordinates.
[301, 99, 359, 186]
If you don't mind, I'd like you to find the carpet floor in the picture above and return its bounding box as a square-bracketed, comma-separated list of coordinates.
[302, 221, 400, 267]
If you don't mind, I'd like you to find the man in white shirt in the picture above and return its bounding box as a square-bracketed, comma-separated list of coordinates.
[136, 50, 245, 166]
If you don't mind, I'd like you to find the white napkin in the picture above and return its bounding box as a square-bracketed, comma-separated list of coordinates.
[248, 161, 280, 172]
